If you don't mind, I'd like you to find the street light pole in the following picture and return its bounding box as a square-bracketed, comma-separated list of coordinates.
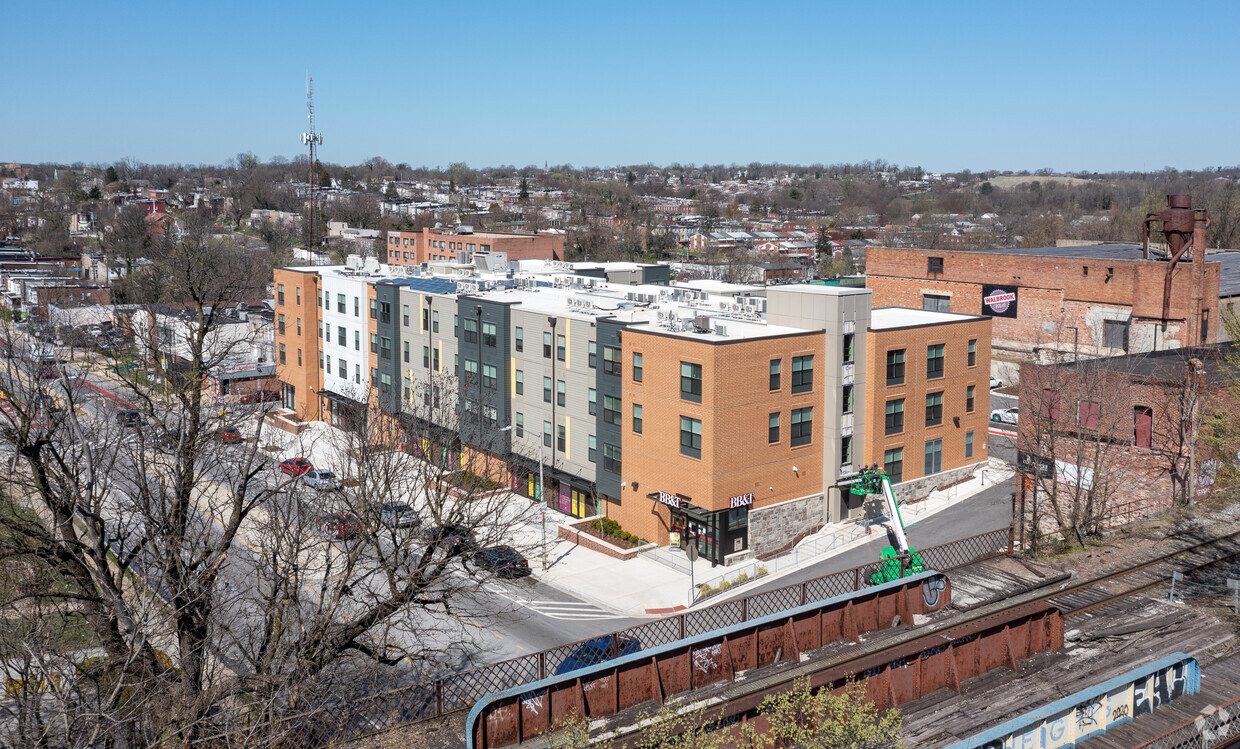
[539, 434, 547, 571]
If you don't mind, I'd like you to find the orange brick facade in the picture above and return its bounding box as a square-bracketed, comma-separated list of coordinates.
[383, 228, 564, 266]
[864, 314, 992, 490]
[865, 246, 1220, 352]
[273, 268, 322, 421]
[616, 329, 826, 556]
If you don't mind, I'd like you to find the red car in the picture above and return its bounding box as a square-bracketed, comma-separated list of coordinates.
[318, 513, 360, 540]
[279, 457, 313, 476]
[241, 391, 281, 405]
[216, 427, 243, 443]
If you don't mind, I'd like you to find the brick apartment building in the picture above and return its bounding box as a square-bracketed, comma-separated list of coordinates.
[384, 226, 563, 266]
[1015, 342, 1239, 539]
[866, 244, 1240, 356]
[864, 308, 993, 502]
[273, 260, 993, 565]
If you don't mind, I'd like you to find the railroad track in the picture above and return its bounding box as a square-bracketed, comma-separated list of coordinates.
[1038, 530, 1240, 616]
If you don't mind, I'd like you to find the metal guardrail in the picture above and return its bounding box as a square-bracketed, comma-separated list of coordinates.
[1139, 693, 1240, 749]
[283, 527, 1012, 746]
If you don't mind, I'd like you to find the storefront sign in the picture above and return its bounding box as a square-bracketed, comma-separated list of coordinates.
[981, 284, 1019, 318]
[729, 492, 754, 509]
[648, 491, 680, 509]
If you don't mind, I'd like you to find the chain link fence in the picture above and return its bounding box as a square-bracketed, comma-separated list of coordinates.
[1138, 695, 1240, 749]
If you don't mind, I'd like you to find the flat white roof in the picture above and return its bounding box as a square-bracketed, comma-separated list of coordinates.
[870, 307, 986, 330]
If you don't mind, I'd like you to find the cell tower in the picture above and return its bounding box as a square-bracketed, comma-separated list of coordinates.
[301, 76, 324, 251]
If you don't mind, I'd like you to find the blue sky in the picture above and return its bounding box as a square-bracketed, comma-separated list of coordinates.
[6, 0, 1238, 172]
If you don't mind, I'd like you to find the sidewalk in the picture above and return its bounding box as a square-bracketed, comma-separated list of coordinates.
[244, 414, 1014, 618]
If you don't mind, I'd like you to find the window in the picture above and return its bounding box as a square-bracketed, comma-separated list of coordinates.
[338, 359, 346, 378]
[463, 359, 478, 381]
[928, 256, 944, 274]
[403, 305, 410, 327]
[423, 346, 430, 368]
[379, 301, 391, 324]
[370, 334, 379, 353]
[588, 435, 597, 462]
[965, 430, 975, 459]
[1104, 319, 1129, 351]
[463, 318, 478, 344]
[680, 416, 702, 458]
[379, 372, 392, 394]
[841, 434, 853, 465]
[296, 318, 302, 335]
[421, 307, 430, 331]
[297, 349, 302, 366]
[380, 337, 391, 359]
[326, 354, 331, 371]
[769, 359, 781, 390]
[603, 346, 621, 375]
[842, 384, 854, 414]
[633, 352, 643, 382]
[543, 332, 552, 358]
[515, 412, 524, 438]
[925, 391, 943, 427]
[543, 376, 552, 403]
[543, 421, 552, 448]
[336, 326, 345, 346]
[633, 404, 643, 434]
[923, 294, 951, 312]
[791, 355, 814, 393]
[278, 344, 286, 365]
[556, 334, 566, 361]
[680, 362, 703, 402]
[355, 364, 361, 384]
[483, 364, 497, 390]
[296, 287, 300, 304]
[588, 388, 597, 415]
[277, 284, 284, 305]
[354, 330, 360, 350]
[322, 291, 328, 310]
[1078, 400, 1100, 429]
[924, 438, 943, 476]
[403, 375, 410, 402]
[483, 322, 497, 348]
[403, 341, 409, 363]
[768, 412, 780, 443]
[885, 448, 904, 483]
[319, 351, 324, 369]
[557, 379, 566, 406]
[277, 314, 285, 335]
[432, 310, 439, 333]
[557, 425, 566, 452]
[588, 341, 597, 368]
[1041, 389, 1061, 420]
[885, 399, 905, 435]
[603, 395, 621, 426]
[515, 370, 524, 395]
[968, 339, 977, 367]
[515, 326, 523, 352]
[433, 348, 439, 371]
[603, 443, 621, 473]
[966, 385, 975, 413]
[843, 333, 855, 364]
[926, 344, 944, 379]
[790, 407, 813, 447]
[886, 349, 905, 386]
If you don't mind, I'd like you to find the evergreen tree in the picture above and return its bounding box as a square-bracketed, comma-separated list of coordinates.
[518, 177, 530, 202]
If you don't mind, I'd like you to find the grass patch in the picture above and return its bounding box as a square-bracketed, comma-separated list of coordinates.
[0, 612, 95, 659]
[443, 470, 505, 492]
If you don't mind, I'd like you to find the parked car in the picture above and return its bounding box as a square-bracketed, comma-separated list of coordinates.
[472, 545, 530, 578]
[990, 407, 1019, 425]
[379, 502, 419, 528]
[302, 469, 339, 491]
[423, 524, 477, 553]
[241, 390, 281, 405]
[279, 457, 314, 476]
[215, 427, 243, 444]
[115, 409, 143, 428]
[989, 377, 1004, 389]
[554, 635, 642, 675]
[317, 513, 360, 540]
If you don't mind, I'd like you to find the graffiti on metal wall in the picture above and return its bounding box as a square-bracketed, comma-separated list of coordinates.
[948, 655, 1199, 749]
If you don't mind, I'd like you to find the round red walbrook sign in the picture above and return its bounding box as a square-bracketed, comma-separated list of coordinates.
[983, 289, 1016, 314]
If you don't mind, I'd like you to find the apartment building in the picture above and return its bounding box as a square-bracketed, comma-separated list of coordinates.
[384, 226, 564, 266]
[273, 259, 993, 566]
[863, 308, 993, 502]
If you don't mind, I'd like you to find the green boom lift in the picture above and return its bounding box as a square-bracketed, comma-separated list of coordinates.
[846, 466, 925, 584]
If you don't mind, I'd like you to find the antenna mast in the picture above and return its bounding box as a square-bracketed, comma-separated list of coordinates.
[301, 76, 324, 252]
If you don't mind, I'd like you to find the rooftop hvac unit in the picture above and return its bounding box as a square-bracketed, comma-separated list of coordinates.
[345, 254, 363, 270]
[693, 315, 711, 333]
[362, 257, 380, 274]
[714, 324, 728, 337]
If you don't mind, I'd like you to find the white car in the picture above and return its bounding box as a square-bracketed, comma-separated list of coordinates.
[302, 469, 339, 491]
[989, 377, 1004, 389]
[990, 407, 1019, 425]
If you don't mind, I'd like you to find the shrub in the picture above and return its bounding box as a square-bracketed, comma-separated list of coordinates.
[590, 519, 602, 531]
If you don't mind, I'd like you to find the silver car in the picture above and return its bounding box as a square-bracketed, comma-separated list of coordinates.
[380, 502, 419, 528]
[302, 469, 339, 491]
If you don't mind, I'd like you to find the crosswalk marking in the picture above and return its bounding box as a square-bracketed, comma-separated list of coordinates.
[483, 585, 627, 621]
